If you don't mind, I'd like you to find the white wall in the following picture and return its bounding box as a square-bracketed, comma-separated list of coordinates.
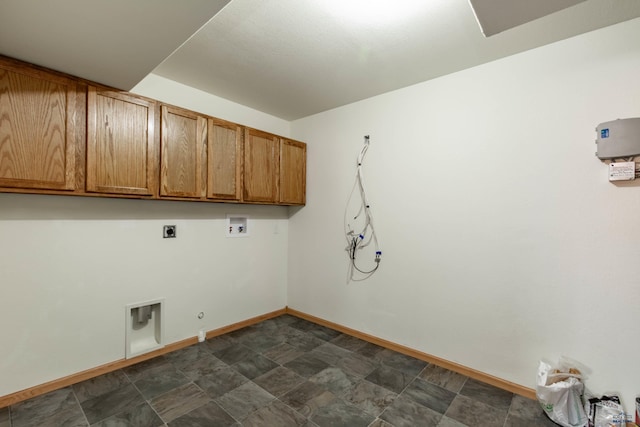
[0, 79, 290, 396]
[0, 194, 288, 396]
[289, 18, 640, 409]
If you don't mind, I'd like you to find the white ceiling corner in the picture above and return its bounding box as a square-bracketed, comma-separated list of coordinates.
[0, 0, 230, 90]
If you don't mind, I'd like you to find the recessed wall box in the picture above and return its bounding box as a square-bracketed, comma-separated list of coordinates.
[596, 118, 640, 160]
[125, 299, 164, 358]
[226, 214, 249, 238]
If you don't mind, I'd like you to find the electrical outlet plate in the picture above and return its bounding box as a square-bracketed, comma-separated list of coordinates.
[163, 225, 176, 238]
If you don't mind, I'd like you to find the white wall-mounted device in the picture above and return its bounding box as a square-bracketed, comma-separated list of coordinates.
[595, 118, 640, 160]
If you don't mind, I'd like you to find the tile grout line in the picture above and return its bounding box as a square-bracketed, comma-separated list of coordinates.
[69, 386, 91, 427]
[126, 364, 172, 427]
[142, 378, 178, 426]
[441, 374, 470, 424]
[502, 392, 517, 427]
[190, 336, 288, 426]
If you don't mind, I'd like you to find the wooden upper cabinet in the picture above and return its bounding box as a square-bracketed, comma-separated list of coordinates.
[86, 87, 158, 196]
[0, 59, 83, 191]
[207, 118, 242, 201]
[243, 128, 279, 203]
[279, 138, 306, 205]
[160, 105, 206, 198]
[0, 56, 307, 206]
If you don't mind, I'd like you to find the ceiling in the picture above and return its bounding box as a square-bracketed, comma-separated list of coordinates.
[468, 0, 587, 36]
[1, 0, 640, 121]
[0, 0, 231, 90]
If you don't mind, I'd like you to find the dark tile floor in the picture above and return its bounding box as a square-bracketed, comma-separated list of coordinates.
[1, 315, 555, 426]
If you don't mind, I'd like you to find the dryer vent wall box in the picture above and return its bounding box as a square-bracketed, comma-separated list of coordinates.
[596, 118, 640, 160]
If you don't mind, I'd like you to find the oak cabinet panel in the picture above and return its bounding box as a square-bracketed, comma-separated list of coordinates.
[0, 56, 307, 206]
[0, 60, 82, 190]
[207, 118, 242, 201]
[279, 138, 306, 205]
[86, 87, 157, 196]
[243, 128, 279, 203]
[160, 105, 206, 198]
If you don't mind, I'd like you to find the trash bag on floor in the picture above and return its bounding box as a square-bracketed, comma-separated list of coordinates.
[537, 359, 588, 427]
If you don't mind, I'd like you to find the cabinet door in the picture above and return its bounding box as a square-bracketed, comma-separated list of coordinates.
[87, 87, 157, 196]
[207, 118, 242, 201]
[160, 105, 206, 198]
[0, 60, 81, 190]
[243, 128, 279, 203]
[279, 138, 306, 205]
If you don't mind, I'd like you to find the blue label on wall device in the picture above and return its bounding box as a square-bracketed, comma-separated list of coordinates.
[601, 128, 609, 138]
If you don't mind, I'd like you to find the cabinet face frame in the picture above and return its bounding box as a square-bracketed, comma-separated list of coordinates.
[0, 59, 83, 191]
[160, 105, 207, 198]
[243, 127, 280, 203]
[86, 86, 158, 196]
[279, 138, 306, 205]
[207, 118, 243, 201]
[0, 55, 306, 206]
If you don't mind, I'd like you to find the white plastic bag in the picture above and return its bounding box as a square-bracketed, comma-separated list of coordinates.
[537, 360, 588, 427]
[586, 395, 628, 427]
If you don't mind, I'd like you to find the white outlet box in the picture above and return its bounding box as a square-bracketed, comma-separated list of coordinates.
[226, 215, 249, 237]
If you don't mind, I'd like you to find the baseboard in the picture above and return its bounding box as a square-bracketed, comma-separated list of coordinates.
[0, 308, 286, 408]
[285, 307, 536, 400]
[205, 308, 287, 340]
[1, 306, 535, 408]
